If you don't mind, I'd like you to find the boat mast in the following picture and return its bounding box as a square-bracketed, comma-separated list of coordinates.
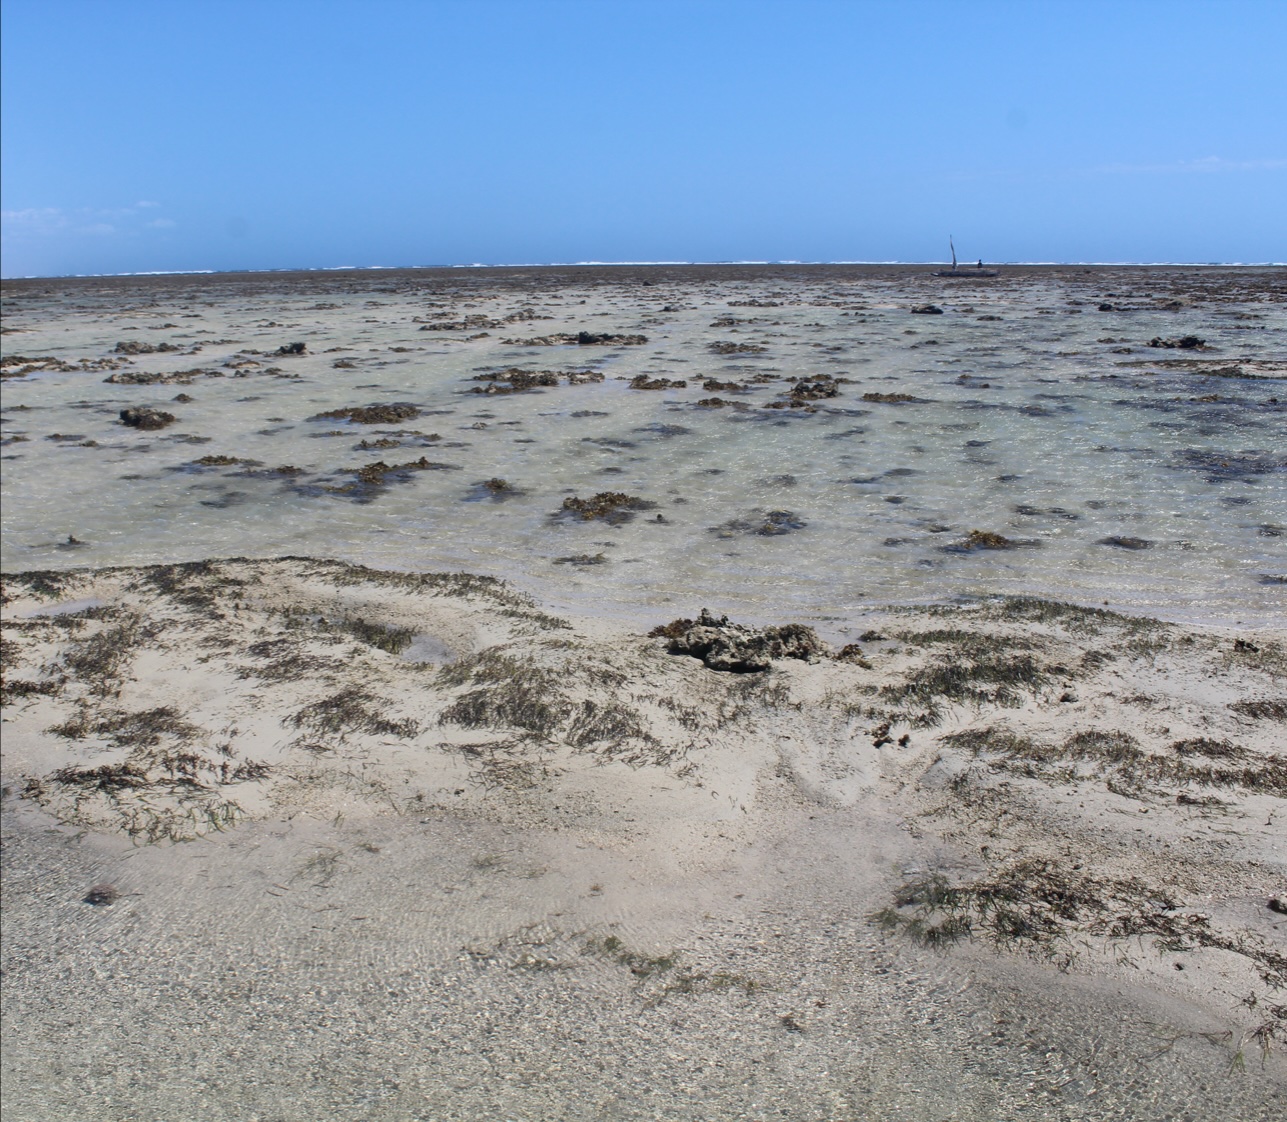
[949, 236, 957, 270]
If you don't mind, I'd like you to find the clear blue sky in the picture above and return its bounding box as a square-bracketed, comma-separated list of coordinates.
[2, 0, 1283, 277]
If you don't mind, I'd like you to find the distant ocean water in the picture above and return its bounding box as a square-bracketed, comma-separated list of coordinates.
[5, 260, 1285, 281]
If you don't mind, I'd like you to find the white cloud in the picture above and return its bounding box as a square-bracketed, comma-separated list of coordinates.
[1, 202, 176, 241]
[1, 207, 71, 234]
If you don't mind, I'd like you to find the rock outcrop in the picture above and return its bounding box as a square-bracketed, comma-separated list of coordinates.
[651, 608, 827, 673]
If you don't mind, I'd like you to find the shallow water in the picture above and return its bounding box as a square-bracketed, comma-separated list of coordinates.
[3, 264, 1284, 628]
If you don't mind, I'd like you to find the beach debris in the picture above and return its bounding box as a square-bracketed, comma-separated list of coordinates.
[310, 402, 420, 424]
[834, 643, 872, 667]
[650, 608, 827, 673]
[119, 407, 176, 430]
[275, 342, 307, 355]
[1229, 698, 1287, 721]
[559, 492, 658, 524]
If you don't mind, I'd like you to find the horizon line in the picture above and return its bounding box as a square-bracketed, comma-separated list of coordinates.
[3, 258, 1284, 281]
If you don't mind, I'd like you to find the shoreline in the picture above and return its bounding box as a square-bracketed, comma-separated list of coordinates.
[4, 551, 1281, 638]
[2, 556, 1284, 1119]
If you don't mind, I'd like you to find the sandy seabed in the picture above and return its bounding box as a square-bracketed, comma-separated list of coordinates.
[1, 266, 1285, 1120]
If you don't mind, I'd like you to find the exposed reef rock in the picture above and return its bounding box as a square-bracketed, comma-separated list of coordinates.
[786, 375, 842, 401]
[275, 342, 307, 355]
[466, 477, 526, 502]
[1149, 335, 1207, 350]
[711, 510, 808, 538]
[910, 305, 944, 315]
[575, 331, 647, 345]
[946, 530, 1041, 552]
[503, 332, 647, 346]
[709, 341, 767, 355]
[119, 407, 176, 430]
[113, 341, 181, 355]
[650, 608, 827, 673]
[323, 456, 459, 501]
[311, 403, 421, 424]
[629, 375, 687, 391]
[109, 367, 218, 385]
[471, 367, 604, 393]
[420, 315, 502, 331]
[353, 457, 444, 486]
[472, 369, 559, 393]
[761, 373, 847, 410]
[559, 492, 658, 524]
[862, 392, 926, 404]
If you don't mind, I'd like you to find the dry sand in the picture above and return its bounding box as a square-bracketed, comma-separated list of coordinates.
[2, 557, 1285, 1120]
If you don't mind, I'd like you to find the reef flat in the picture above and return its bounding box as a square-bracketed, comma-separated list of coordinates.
[3, 264, 1284, 628]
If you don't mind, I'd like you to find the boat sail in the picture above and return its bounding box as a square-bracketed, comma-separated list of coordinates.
[932, 236, 997, 277]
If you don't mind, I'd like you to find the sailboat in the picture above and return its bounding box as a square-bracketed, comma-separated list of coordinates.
[932, 236, 997, 278]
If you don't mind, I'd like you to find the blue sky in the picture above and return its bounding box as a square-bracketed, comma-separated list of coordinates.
[2, 0, 1284, 277]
